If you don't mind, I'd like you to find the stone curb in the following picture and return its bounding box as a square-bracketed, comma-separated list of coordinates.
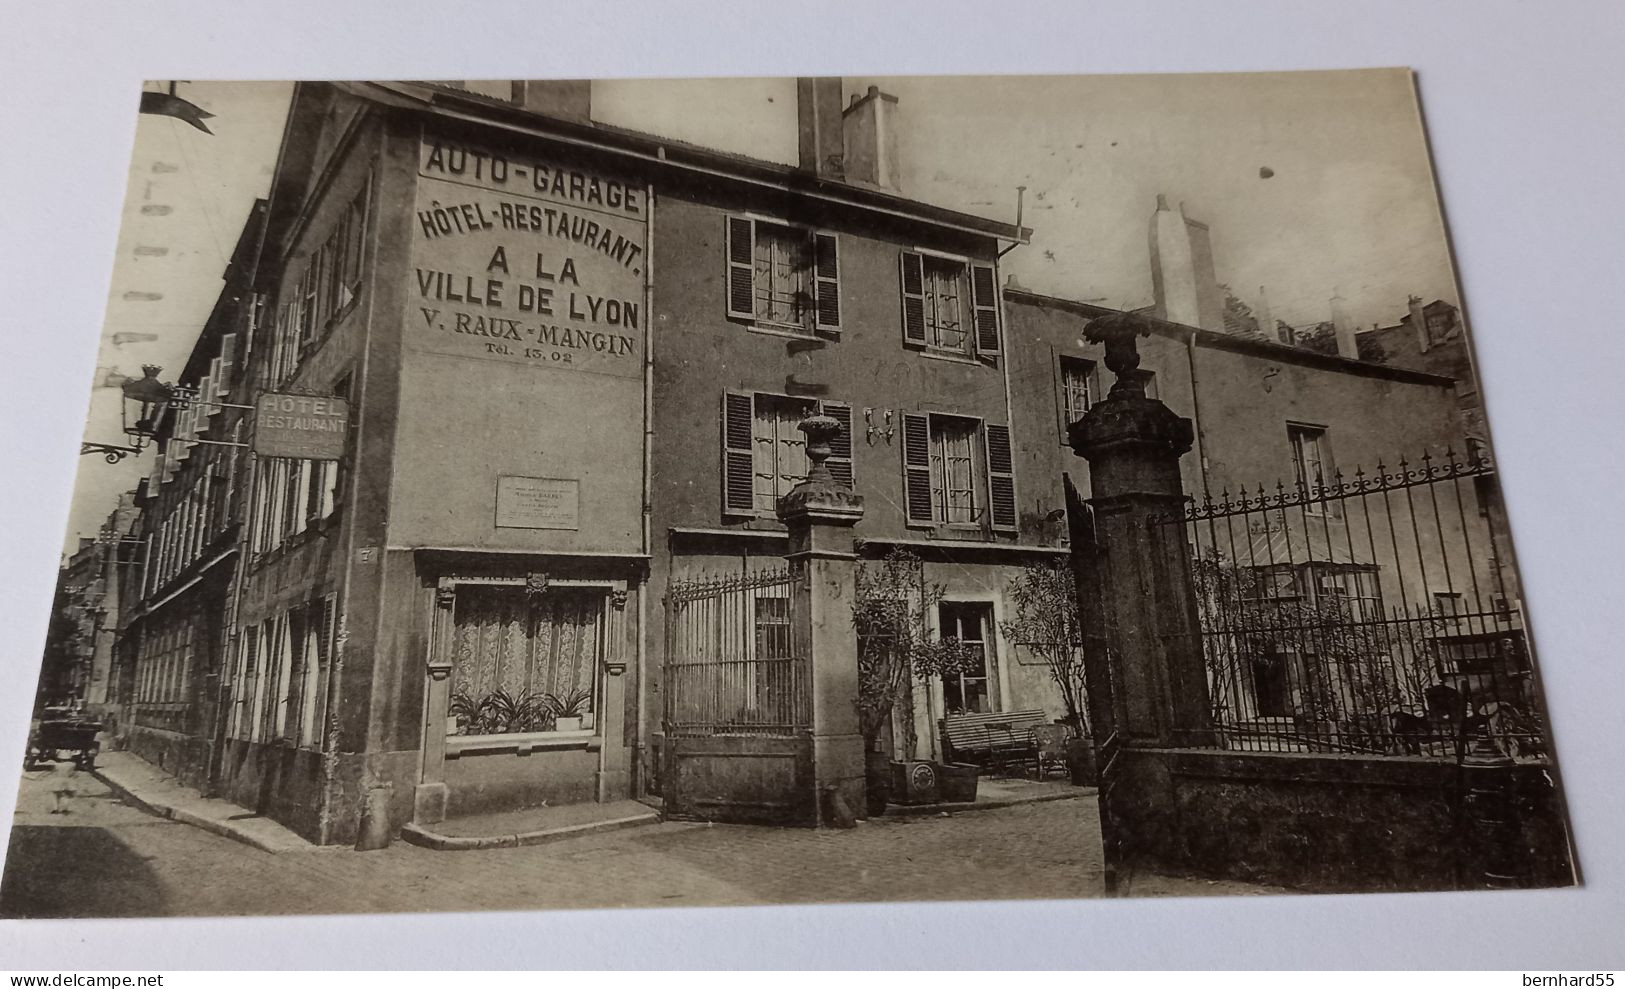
[400, 811, 662, 851]
[91, 766, 279, 854]
[881, 786, 1096, 817]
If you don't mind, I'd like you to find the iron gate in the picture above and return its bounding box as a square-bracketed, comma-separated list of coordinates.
[662, 565, 816, 824]
[1150, 449, 1548, 762]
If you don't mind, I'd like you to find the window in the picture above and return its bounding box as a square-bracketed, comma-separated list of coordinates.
[1288, 423, 1334, 513]
[725, 216, 839, 335]
[1434, 592, 1464, 617]
[1058, 356, 1096, 437]
[939, 603, 993, 715]
[1315, 567, 1382, 622]
[931, 416, 979, 525]
[900, 252, 1000, 358]
[921, 255, 968, 353]
[751, 393, 815, 514]
[900, 413, 1018, 531]
[448, 586, 604, 737]
[722, 392, 853, 517]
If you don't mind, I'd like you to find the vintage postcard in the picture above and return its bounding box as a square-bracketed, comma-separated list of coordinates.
[2, 72, 1577, 918]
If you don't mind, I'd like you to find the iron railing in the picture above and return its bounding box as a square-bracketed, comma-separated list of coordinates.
[663, 566, 811, 737]
[1150, 450, 1548, 761]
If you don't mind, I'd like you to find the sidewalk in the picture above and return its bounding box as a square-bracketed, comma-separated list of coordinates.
[401, 798, 662, 850]
[91, 750, 324, 854]
[883, 775, 1093, 816]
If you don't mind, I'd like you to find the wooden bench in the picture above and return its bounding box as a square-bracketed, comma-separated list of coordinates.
[939, 710, 1049, 774]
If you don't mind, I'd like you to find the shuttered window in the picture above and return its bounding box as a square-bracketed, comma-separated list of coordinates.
[813, 233, 840, 332]
[900, 252, 927, 346]
[822, 401, 854, 489]
[899, 252, 1000, 358]
[902, 412, 1019, 532]
[970, 263, 1000, 355]
[722, 391, 756, 516]
[723, 392, 857, 518]
[901, 413, 934, 525]
[984, 423, 1018, 532]
[725, 215, 840, 336]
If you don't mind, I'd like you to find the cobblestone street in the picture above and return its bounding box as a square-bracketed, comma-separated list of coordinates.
[1, 770, 1275, 918]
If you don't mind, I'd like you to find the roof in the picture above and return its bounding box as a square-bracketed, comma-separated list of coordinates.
[346, 81, 1031, 244]
[1004, 287, 1459, 388]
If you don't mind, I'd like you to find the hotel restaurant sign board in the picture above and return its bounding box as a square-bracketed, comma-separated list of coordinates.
[410, 135, 647, 378]
[253, 392, 350, 460]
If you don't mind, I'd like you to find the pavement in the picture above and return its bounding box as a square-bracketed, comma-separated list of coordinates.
[86, 750, 322, 853]
[1, 764, 1281, 918]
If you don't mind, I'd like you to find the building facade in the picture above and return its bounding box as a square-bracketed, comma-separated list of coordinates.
[112, 201, 261, 788]
[98, 79, 1481, 843]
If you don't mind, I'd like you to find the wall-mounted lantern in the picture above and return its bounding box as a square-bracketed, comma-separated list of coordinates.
[81, 365, 177, 463]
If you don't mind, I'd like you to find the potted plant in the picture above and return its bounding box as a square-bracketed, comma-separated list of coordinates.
[853, 551, 951, 813]
[546, 686, 593, 732]
[1000, 561, 1096, 786]
[853, 551, 988, 809]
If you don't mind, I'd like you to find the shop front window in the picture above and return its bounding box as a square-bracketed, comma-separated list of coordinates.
[448, 586, 602, 736]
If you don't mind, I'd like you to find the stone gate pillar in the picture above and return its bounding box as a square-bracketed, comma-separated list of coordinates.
[1069, 313, 1212, 746]
[778, 415, 866, 825]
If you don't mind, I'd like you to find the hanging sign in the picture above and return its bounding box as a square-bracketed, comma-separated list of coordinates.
[253, 392, 350, 460]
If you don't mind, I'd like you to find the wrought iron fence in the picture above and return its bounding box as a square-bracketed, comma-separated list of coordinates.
[663, 565, 810, 737]
[1150, 449, 1548, 761]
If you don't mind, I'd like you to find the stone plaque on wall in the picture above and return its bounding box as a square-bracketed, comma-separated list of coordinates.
[494, 475, 580, 530]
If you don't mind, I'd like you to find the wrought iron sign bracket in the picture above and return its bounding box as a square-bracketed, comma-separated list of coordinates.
[80, 441, 142, 463]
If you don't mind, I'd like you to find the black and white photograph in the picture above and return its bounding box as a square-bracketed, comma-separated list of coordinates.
[0, 64, 1593, 926]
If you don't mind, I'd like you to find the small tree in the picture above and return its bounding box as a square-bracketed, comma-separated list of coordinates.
[853, 550, 980, 758]
[999, 561, 1090, 737]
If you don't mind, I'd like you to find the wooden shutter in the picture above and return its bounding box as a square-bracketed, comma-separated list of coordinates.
[722, 391, 755, 515]
[725, 216, 755, 320]
[813, 232, 840, 333]
[899, 251, 926, 346]
[984, 423, 1018, 533]
[901, 412, 933, 525]
[971, 262, 1000, 356]
[821, 401, 854, 488]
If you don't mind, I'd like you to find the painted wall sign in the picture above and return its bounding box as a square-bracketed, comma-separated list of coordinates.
[495, 476, 581, 530]
[411, 136, 647, 377]
[254, 392, 350, 460]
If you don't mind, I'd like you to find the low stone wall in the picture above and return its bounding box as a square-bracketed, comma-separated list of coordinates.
[1113, 747, 1575, 892]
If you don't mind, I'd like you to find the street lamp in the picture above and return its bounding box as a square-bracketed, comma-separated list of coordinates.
[81, 364, 178, 463]
[121, 364, 182, 447]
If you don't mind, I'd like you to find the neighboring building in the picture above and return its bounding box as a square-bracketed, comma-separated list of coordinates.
[113, 201, 262, 788]
[94, 79, 1484, 843]
[39, 493, 140, 714]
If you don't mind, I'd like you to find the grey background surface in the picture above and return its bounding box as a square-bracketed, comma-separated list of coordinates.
[0, 0, 1620, 969]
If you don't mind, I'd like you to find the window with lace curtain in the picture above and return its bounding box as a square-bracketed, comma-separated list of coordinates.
[447, 586, 603, 737]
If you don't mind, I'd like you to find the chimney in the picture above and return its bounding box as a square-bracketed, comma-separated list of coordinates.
[1331, 290, 1359, 359]
[1257, 285, 1277, 342]
[797, 77, 845, 180]
[1407, 294, 1428, 353]
[516, 80, 591, 122]
[1149, 195, 1223, 332]
[842, 85, 901, 190]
